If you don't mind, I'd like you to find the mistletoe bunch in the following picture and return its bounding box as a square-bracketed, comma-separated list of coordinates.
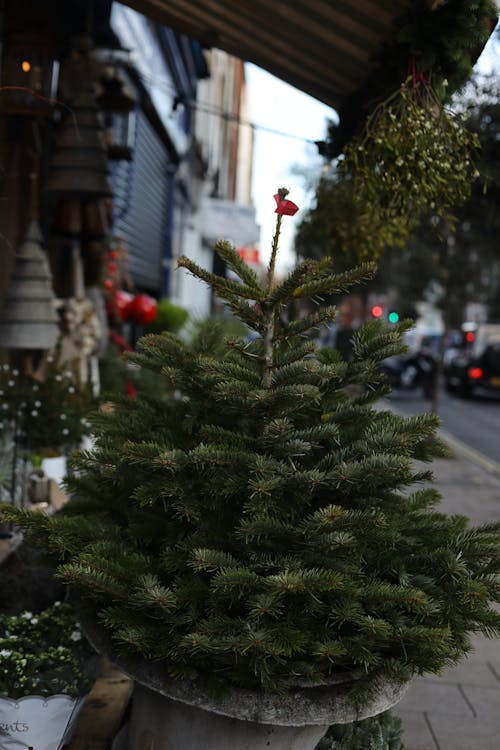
[342, 82, 479, 231]
[297, 81, 480, 264]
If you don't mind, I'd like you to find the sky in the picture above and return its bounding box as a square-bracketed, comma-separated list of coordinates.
[245, 27, 499, 276]
[245, 63, 337, 274]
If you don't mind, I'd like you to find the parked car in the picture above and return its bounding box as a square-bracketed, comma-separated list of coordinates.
[444, 323, 500, 398]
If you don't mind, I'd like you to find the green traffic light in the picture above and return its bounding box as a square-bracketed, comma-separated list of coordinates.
[388, 311, 399, 323]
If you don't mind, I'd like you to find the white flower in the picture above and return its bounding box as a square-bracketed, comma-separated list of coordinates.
[20, 611, 33, 620]
[0, 650, 12, 657]
[20, 659, 27, 667]
[70, 631, 82, 642]
[31, 617, 38, 625]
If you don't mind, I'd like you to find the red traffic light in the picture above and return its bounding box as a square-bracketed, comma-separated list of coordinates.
[371, 305, 383, 318]
[465, 331, 475, 343]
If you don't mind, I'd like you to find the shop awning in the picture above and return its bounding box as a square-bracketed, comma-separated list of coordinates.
[119, 0, 413, 111]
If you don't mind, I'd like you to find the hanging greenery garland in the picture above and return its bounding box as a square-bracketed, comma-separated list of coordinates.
[396, 0, 498, 99]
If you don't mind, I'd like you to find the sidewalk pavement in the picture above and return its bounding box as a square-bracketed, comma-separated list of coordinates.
[394, 435, 500, 750]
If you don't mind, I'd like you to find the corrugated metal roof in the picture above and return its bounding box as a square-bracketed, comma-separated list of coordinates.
[119, 0, 414, 111]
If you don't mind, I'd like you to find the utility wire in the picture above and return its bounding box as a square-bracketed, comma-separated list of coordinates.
[135, 67, 330, 146]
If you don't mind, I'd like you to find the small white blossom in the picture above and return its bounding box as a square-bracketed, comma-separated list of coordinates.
[0, 650, 12, 657]
[70, 631, 82, 642]
[20, 611, 33, 620]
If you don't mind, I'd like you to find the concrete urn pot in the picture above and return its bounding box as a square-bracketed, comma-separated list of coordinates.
[111, 668, 410, 750]
[82, 607, 410, 750]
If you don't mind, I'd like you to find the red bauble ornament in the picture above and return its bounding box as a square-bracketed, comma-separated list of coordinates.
[104, 279, 113, 290]
[108, 262, 118, 274]
[130, 294, 157, 325]
[112, 290, 134, 321]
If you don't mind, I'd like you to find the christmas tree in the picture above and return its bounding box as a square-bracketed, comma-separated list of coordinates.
[3, 189, 499, 696]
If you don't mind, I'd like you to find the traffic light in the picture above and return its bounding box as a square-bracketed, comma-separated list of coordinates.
[371, 305, 383, 318]
[388, 311, 399, 324]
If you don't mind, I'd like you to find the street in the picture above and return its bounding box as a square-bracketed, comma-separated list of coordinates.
[386, 384, 500, 467]
[389, 383, 500, 750]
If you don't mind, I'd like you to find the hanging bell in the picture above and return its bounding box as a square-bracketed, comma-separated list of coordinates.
[45, 77, 112, 200]
[0, 221, 59, 350]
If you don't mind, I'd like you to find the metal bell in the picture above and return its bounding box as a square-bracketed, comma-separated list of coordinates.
[0, 221, 59, 350]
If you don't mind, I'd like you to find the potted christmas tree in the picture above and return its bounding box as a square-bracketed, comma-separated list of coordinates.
[2, 190, 499, 750]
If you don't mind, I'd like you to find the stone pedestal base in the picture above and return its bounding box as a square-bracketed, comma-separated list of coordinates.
[114, 684, 328, 750]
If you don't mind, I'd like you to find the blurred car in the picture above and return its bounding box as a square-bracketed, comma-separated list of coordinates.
[444, 323, 500, 398]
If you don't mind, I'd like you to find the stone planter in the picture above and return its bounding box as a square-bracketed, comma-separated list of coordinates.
[82, 613, 410, 750]
[0, 694, 85, 750]
[112, 673, 409, 750]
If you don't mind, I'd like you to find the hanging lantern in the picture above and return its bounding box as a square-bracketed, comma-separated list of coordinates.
[45, 76, 112, 200]
[0, 32, 59, 116]
[97, 68, 136, 161]
[0, 222, 59, 350]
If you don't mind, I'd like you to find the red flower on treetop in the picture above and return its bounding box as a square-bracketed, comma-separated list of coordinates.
[274, 188, 299, 216]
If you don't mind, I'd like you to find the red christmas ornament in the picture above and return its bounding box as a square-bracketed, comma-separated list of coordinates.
[130, 294, 157, 325]
[108, 262, 118, 274]
[112, 290, 134, 321]
[104, 279, 113, 289]
[125, 379, 137, 399]
[273, 193, 299, 216]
